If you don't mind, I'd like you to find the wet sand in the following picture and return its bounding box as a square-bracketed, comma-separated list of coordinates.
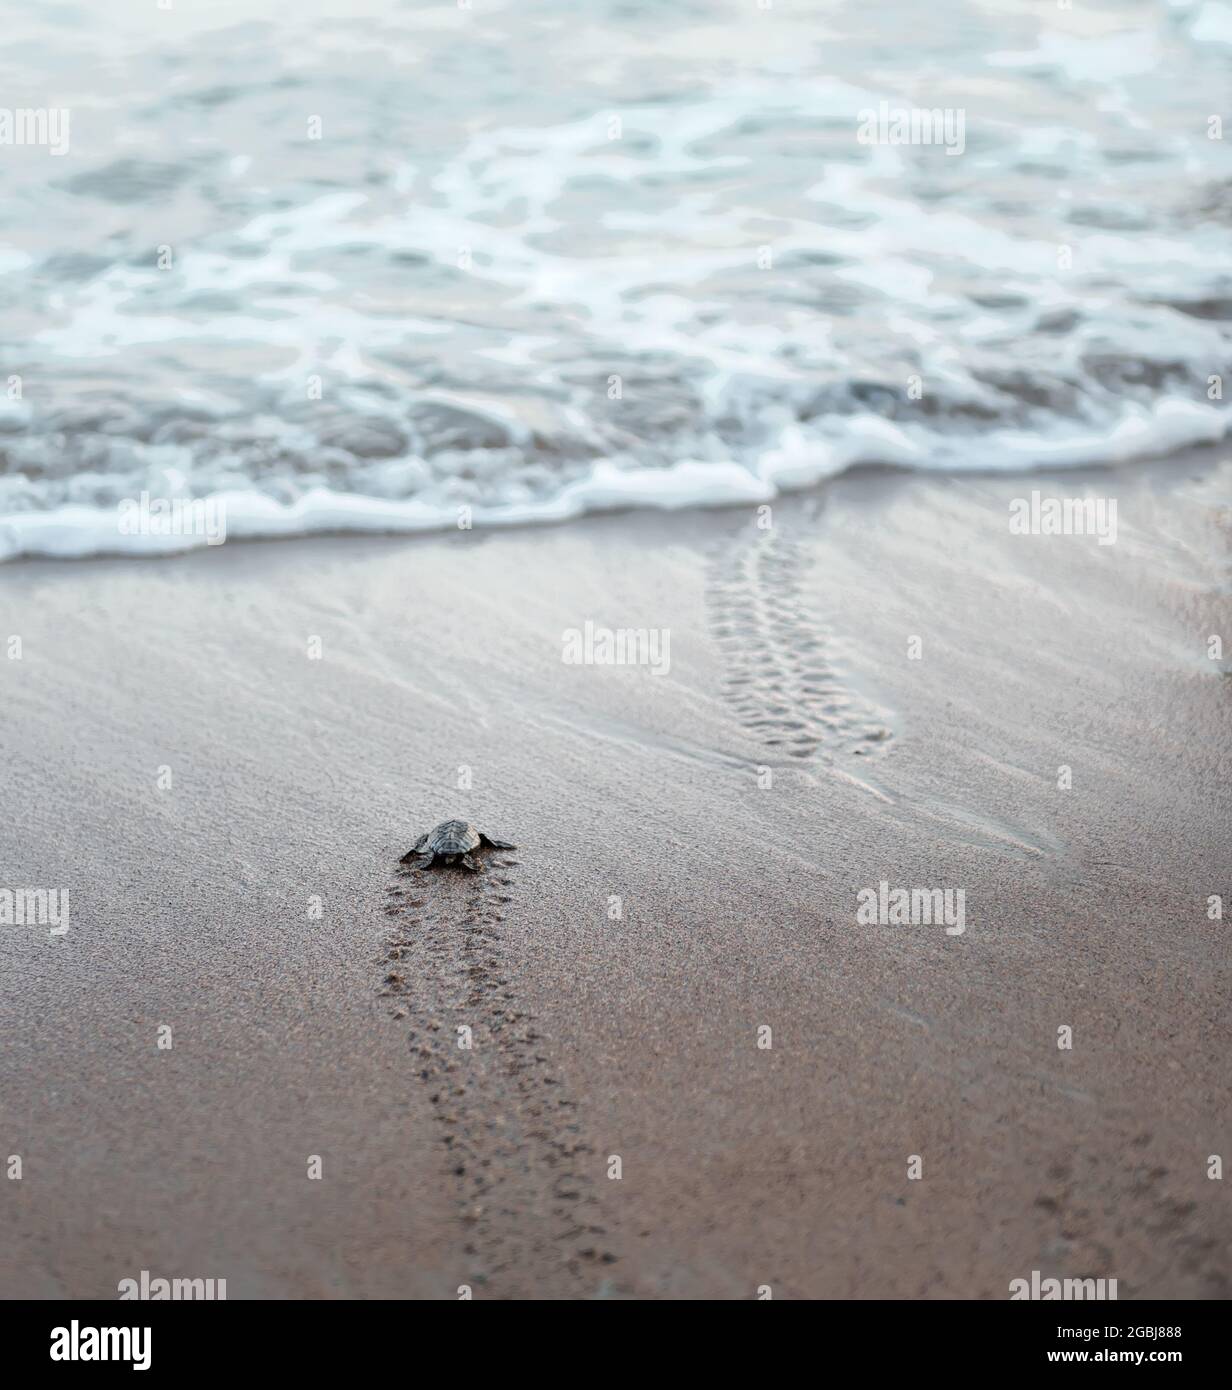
[2, 453, 1230, 1298]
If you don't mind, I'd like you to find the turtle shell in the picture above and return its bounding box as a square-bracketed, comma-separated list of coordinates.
[427, 820, 481, 854]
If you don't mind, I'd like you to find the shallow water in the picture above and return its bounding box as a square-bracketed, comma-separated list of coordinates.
[1, 0, 1229, 557]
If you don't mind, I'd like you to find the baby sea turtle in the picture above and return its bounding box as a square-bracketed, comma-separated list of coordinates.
[401, 819, 516, 872]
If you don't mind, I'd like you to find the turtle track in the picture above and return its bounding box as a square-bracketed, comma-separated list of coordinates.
[705, 526, 893, 763]
[377, 853, 619, 1297]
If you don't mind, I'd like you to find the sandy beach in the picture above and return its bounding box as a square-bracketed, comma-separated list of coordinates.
[2, 452, 1230, 1299]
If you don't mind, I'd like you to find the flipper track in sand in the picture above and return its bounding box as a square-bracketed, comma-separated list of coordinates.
[377, 854, 620, 1297]
[706, 526, 893, 763]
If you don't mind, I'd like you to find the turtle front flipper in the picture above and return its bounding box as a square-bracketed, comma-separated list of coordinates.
[400, 833, 431, 863]
[402, 851, 434, 869]
[459, 853, 482, 872]
[479, 834, 516, 850]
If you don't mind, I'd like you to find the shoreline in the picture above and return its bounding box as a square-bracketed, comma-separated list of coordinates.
[2, 436, 1230, 567]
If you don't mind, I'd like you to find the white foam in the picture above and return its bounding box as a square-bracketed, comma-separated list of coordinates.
[1192, 3, 1232, 43]
[3, 399, 1226, 563]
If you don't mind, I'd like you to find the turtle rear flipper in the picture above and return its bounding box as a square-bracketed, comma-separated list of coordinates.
[479, 834, 516, 850]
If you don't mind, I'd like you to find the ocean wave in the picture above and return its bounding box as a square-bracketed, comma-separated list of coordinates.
[1, 0, 1230, 561]
[2, 396, 1226, 562]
